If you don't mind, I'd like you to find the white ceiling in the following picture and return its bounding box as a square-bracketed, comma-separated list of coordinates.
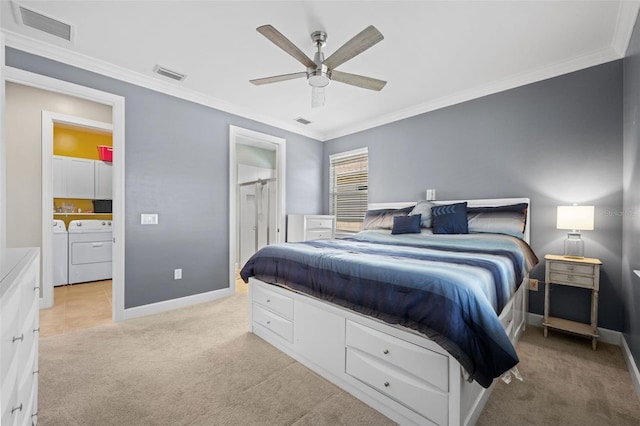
[2, 1, 638, 141]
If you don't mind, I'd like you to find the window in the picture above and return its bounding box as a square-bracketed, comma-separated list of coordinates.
[329, 148, 368, 234]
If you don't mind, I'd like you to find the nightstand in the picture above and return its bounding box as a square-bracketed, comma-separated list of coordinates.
[543, 254, 602, 350]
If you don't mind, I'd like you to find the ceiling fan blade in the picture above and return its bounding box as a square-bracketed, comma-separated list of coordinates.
[250, 72, 307, 86]
[257, 25, 316, 69]
[324, 25, 384, 70]
[331, 70, 387, 91]
[312, 87, 325, 108]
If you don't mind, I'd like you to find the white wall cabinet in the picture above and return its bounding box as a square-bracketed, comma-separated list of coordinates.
[0, 248, 40, 426]
[53, 156, 112, 200]
[94, 161, 113, 200]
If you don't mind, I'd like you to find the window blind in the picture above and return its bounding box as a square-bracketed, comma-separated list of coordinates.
[329, 148, 368, 233]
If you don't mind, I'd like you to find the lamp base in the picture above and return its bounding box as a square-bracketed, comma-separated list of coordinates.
[564, 232, 584, 258]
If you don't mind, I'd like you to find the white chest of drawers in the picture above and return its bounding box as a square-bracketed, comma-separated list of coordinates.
[1, 248, 40, 426]
[286, 214, 335, 242]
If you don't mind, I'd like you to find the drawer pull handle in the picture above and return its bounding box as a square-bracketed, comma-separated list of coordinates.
[12, 334, 24, 343]
[383, 381, 390, 388]
[34, 328, 40, 333]
[11, 403, 22, 414]
[383, 349, 389, 355]
[266, 299, 271, 303]
[266, 321, 271, 325]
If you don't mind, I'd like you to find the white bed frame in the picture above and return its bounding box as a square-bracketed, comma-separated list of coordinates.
[248, 198, 531, 425]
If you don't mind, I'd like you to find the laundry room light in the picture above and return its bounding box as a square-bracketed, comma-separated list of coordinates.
[557, 205, 594, 258]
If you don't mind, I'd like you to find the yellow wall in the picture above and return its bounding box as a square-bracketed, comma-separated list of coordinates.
[52, 125, 113, 225]
[53, 198, 95, 213]
[53, 124, 112, 160]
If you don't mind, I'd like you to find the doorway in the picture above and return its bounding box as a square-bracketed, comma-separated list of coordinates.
[3, 67, 126, 321]
[229, 126, 285, 293]
[42, 113, 114, 334]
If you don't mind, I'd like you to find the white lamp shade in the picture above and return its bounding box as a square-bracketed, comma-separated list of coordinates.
[557, 205, 595, 231]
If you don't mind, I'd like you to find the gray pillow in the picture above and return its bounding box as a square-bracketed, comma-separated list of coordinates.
[467, 203, 528, 239]
[362, 206, 413, 230]
[410, 200, 435, 228]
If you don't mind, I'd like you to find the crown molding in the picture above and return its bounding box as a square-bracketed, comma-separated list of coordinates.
[1, 29, 324, 141]
[4, 10, 633, 144]
[322, 46, 622, 141]
[612, 0, 640, 56]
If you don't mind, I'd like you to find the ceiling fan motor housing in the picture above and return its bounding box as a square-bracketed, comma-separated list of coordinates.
[308, 31, 331, 88]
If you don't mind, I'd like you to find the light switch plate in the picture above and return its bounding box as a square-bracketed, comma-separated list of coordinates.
[141, 213, 158, 225]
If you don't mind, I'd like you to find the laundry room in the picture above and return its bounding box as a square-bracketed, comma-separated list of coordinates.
[50, 122, 114, 333]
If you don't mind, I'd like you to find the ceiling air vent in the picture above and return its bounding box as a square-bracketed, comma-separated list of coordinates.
[153, 65, 187, 82]
[294, 117, 312, 125]
[13, 2, 73, 42]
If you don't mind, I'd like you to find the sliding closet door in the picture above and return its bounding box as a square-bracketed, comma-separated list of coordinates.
[239, 184, 257, 266]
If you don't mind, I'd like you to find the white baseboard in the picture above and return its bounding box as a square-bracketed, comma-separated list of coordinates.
[621, 336, 640, 398]
[526, 313, 621, 346]
[123, 287, 232, 320]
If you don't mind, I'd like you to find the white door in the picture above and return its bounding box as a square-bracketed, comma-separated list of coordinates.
[239, 184, 257, 266]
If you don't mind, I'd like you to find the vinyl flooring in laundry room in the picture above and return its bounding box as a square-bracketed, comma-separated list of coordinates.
[40, 275, 249, 337]
[39, 280, 113, 337]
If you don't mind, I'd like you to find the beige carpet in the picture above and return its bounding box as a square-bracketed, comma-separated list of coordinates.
[39, 291, 640, 425]
[478, 328, 640, 426]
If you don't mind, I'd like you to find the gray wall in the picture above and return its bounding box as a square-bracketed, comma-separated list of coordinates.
[623, 17, 640, 370]
[5, 47, 323, 309]
[324, 61, 624, 331]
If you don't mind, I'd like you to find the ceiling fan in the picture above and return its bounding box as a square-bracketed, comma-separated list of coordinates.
[250, 24, 387, 108]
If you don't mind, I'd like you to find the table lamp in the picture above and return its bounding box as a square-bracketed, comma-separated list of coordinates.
[556, 205, 594, 258]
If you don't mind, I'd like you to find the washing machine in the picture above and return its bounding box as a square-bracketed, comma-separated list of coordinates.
[68, 219, 113, 284]
[53, 219, 68, 286]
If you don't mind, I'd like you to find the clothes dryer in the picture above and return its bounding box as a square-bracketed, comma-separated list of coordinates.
[68, 220, 112, 284]
[53, 219, 68, 286]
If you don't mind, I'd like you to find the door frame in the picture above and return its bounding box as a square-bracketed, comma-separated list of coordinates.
[3, 66, 126, 321]
[42, 112, 112, 308]
[229, 125, 285, 292]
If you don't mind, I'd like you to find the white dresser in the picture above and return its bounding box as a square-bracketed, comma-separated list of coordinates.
[1, 248, 40, 426]
[287, 214, 335, 242]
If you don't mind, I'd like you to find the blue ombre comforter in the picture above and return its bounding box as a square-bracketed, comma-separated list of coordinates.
[240, 229, 539, 388]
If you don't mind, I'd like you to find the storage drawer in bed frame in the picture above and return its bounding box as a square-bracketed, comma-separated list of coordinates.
[249, 277, 528, 426]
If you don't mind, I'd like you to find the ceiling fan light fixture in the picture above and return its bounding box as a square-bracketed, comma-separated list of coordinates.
[308, 70, 331, 88]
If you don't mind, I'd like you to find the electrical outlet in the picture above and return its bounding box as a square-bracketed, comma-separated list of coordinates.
[529, 278, 539, 291]
[174, 268, 182, 280]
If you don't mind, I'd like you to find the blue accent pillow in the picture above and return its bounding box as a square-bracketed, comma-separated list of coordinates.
[391, 214, 422, 235]
[432, 202, 468, 234]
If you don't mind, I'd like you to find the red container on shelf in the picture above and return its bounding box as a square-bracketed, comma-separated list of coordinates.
[97, 145, 113, 162]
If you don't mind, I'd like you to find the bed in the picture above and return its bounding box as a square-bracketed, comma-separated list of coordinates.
[240, 198, 538, 425]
